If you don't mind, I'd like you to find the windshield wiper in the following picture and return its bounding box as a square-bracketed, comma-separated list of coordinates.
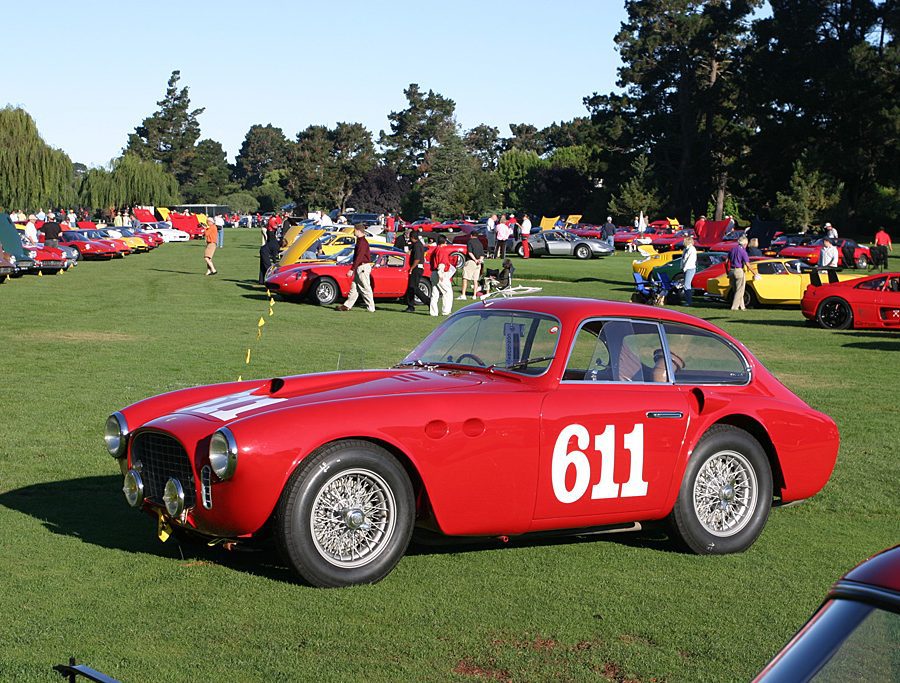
[488, 355, 556, 372]
[393, 359, 426, 368]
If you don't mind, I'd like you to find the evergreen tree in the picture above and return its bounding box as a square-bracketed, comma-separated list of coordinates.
[0, 106, 75, 210]
[180, 139, 237, 203]
[464, 124, 502, 169]
[775, 159, 843, 231]
[504, 123, 544, 154]
[331, 123, 376, 211]
[125, 70, 204, 186]
[608, 154, 661, 219]
[497, 148, 547, 209]
[379, 84, 456, 176]
[420, 134, 488, 219]
[234, 124, 291, 190]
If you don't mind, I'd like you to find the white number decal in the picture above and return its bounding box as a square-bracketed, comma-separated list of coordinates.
[551, 424, 591, 503]
[184, 389, 287, 421]
[552, 423, 649, 503]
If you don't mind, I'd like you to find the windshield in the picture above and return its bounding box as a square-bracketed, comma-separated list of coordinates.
[402, 310, 560, 375]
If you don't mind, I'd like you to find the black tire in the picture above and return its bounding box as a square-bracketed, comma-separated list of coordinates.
[275, 440, 415, 587]
[816, 296, 853, 330]
[855, 254, 869, 269]
[415, 279, 431, 305]
[516, 242, 525, 257]
[672, 272, 685, 285]
[574, 244, 592, 260]
[311, 277, 340, 306]
[743, 287, 759, 309]
[669, 425, 772, 555]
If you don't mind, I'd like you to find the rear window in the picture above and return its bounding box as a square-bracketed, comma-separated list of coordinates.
[662, 323, 750, 385]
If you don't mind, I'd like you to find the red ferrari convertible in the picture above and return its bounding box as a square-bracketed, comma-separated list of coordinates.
[106, 297, 838, 586]
[802, 271, 900, 329]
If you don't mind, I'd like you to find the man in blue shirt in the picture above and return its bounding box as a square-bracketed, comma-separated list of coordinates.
[726, 236, 751, 310]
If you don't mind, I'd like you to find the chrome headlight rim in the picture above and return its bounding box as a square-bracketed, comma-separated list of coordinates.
[163, 478, 185, 517]
[209, 428, 238, 481]
[104, 411, 129, 458]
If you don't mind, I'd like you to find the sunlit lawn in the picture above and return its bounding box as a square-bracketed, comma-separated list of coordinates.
[0, 230, 897, 681]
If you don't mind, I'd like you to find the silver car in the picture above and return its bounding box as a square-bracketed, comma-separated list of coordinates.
[521, 229, 614, 259]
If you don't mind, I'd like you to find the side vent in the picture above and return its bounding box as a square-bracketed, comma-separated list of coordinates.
[201, 466, 213, 509]
[393, 373, 428, 383]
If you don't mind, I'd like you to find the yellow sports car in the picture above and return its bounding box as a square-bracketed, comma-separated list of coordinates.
[97, 229, 149, 252]
[279, 229, 327, 266]
[318, 232, 391, 256]
[706, 258, 864, 307]
[632, 248, 683, 279]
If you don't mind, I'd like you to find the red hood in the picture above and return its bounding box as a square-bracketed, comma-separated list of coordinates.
[171, 369, 495, 425]
[695, 219, 731, 247]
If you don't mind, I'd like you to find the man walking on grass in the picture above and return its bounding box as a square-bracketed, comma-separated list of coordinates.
[337, 225, 374, 313]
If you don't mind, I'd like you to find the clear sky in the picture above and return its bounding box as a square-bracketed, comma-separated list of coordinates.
[5, 1, 627, 167]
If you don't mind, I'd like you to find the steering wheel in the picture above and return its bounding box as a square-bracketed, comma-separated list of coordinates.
[454, 353, 487, 367]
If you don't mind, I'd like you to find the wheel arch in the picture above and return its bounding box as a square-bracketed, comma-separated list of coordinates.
[711, 414, 785, 498]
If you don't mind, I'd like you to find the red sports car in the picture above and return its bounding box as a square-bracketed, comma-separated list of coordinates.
[19, 238, 66, 273]
[58, 231, 118, 259]
[780, 238, 871, 268]
[703, 229, 746, 253]
[801, 271, 900, 329]
[106, 297, 838, 587]
[266, 248, 433, 306]
[651, 229, 695, 252]
[614, 226, 670, 249]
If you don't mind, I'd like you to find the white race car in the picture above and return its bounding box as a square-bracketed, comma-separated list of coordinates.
[140, 222, 190, 243]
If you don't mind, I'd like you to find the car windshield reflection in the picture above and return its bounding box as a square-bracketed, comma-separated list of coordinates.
[401, 310, 560, 375]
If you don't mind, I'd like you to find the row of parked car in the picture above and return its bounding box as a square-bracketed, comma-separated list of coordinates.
[0, 213, 197, 284]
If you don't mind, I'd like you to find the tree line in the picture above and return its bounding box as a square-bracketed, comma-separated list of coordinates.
[1, 1, 896, 233]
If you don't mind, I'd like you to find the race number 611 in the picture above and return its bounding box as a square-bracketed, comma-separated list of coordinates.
[552, 424, 648, 503]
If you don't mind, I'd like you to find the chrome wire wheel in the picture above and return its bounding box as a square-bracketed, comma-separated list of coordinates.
[692, 450, 758, 537]
[310, 468, 396, 568]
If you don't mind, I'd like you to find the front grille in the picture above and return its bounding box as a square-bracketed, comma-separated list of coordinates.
[132, 431, 196, 509]
[40, 260, 64, 268]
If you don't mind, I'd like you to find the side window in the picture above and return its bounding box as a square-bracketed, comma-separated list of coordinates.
[857, 277, 886, 291]
[564, 320, 667, 383]
[386, 254, 405, 268]
[662, 323, 750, 385]
[888, 277, 900, 292]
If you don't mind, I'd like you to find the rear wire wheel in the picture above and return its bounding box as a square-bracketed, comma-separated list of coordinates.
[669, 425, 772, 555]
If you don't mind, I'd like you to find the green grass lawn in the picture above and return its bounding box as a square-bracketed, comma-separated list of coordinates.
[1, 230, 897, 682]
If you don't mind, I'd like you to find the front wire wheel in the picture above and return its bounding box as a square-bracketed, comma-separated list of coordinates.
[310, 468, 396, 569]
[276, 440, 414, 587]
[692, 450, 758, 537]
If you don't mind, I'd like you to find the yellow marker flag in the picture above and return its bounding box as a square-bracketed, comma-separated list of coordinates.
[237, 375, 243, 382]
[269, 307, 274, 317]
[245, 348, 251, 364]
[38, 270, 43, 277]
[157, 512, 171, 543]
[58, 268, 64, 275]
[256, 328, 262, 340]
[258, 316, 266, 328]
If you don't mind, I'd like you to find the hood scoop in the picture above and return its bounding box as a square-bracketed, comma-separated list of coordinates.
[392, 373, 429, 383]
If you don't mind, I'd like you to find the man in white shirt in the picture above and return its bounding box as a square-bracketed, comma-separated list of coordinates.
[24, 217, 39, 245]
[820, 239, 839, 268]
[824, 222, 838, 240]
[215, 213, 225, 248]
[486, 213, 497, 255]
[520, 214, 532, 258]
[681, 235, 697, 306]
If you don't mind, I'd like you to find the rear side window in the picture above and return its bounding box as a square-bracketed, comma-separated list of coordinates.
[565, 319, 667, 383]
[856, 277, 886, 291]
[662, 323, 750, 385]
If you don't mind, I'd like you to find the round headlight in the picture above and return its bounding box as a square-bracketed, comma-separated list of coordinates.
[123, 469, 144, 508]
[163, 478, 185, 517]
[209, 428, 238, 481]
[104, 412, 128, 457]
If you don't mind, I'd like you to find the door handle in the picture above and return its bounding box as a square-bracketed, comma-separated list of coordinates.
[646, 411, 683, 419]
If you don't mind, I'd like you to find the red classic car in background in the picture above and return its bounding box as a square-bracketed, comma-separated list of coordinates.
[106, 297, 838, 587]
[780, 238, 871, 268]
[265, 248, 433, 305]
[802, 271, 900, 329]
[754, 545, 900, 681]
